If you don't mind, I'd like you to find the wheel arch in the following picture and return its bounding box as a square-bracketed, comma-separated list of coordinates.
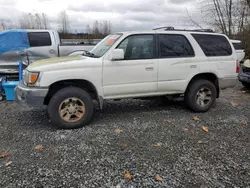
[185, 73, 219, 98]
[44, 79, 103, 108]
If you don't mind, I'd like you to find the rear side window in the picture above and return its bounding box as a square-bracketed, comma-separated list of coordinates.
[28, 32, 52, 47]
[158, 34, 194, 58]
[192, 34, 232, 56]
[233, 42, 244, 50]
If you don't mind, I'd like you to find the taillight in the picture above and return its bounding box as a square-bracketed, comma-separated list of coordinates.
[236, 61, 240, 73]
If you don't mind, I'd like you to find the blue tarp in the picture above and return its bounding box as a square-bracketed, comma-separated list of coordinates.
[0, 30, 30, 55]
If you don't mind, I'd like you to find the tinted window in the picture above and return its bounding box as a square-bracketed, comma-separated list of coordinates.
[233, 42, 244, 50]
[117, 35, 154, 60]
[192, 34, 232, 56]
[28, 32, 52, 47]
[159, 34, 194, 58]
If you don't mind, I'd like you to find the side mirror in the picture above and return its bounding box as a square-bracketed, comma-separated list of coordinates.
[110, 49, 124, 61]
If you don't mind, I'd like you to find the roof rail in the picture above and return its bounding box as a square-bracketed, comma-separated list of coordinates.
[153, 26, 214, 33]
[192, 29, 214, 32]
[153, 26, 175, 30]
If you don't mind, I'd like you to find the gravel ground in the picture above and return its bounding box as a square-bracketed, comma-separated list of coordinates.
[0, 82, 250, 188]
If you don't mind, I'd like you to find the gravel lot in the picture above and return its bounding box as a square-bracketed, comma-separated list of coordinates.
[0, 82, 250, 188]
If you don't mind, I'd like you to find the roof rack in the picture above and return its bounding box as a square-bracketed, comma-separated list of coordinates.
[192, 29, 214, 32]
[153, 26, 175, 30]
[153, 26, 214, 33]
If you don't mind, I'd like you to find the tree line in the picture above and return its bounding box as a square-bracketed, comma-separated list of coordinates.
[2, 1, 250, 55]
[0, 10, 112, 39]
[188, 0, 250, 57]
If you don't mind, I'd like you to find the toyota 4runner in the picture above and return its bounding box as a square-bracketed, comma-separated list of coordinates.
[15, 27, 238, 129]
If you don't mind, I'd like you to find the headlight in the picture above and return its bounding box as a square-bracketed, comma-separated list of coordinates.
[24, 71, 40, 85]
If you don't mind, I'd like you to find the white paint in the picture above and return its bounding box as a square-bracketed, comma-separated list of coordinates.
[26, 30, 238, 100]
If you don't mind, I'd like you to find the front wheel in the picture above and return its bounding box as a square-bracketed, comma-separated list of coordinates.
[48, 87, 94, 129]
[185, 80, 217, 112]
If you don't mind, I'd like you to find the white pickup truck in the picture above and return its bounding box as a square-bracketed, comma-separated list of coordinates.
[15, 28, 238, 129]
[0, 29, 94, 78]
[230, 39, 245, 63]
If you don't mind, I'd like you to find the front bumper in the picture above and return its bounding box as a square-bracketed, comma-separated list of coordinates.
[15, 82, 48, 107]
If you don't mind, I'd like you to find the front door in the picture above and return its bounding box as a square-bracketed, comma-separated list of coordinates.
[27, 32, 57, 63]
[103, 34, 157, 99]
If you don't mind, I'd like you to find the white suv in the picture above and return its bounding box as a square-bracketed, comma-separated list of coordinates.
[15, 28, 238, 129]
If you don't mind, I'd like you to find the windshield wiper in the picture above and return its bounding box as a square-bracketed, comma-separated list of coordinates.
[82, 50, 96, 57]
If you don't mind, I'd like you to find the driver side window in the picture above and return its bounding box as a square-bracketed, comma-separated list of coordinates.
[116, 35, 154, 60]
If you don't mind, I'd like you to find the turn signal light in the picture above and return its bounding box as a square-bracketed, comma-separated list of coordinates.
[28, 73, 39, 84]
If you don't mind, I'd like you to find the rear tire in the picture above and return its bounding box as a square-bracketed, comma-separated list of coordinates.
[241, 82, 250, 89]
[48, 87, 94, 129]
[185, 80, 217, 112]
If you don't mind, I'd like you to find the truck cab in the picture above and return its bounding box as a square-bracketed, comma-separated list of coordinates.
[0, 29, 94, 80]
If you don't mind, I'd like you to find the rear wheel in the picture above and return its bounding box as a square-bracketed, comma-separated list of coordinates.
[185, 80, 217, 112]
[48, 87, 94, 129]
[241, 81, 250, 89]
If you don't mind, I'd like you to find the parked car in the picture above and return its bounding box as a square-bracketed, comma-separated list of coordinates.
[229, 39, 250, 88]
[0, 29, 94, 79]
[15, 27, 238, 129]
[238, 59, 250, 89]
[230, 39, 245, 63]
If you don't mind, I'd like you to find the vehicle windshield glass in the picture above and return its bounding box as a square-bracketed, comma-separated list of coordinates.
[90, 34, 122, 57]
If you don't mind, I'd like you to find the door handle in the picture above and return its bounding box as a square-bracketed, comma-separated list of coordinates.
[190, 65, 197, 68]
[145, 67, 154, 71]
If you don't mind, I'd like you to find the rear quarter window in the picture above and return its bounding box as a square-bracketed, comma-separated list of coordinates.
[192, 34, 232, 56]
[28, 32, 52, 47]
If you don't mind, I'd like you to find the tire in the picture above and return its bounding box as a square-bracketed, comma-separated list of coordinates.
[185, 79, 217, 112]
[48, 87, 94, 129]
[241, 82, 250, 89]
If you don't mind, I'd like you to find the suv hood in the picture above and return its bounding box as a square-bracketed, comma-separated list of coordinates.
[27, 55, 95, 72]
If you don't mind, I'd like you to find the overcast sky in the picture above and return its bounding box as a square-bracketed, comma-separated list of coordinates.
[0, 0, 202, 32]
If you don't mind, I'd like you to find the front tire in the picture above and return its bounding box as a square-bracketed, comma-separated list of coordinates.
[185, 80, 217, 112]
[48, 87, 94, 129]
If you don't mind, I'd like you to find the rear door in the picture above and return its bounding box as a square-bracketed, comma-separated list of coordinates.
[157, 34, 197, 94]
[27, 31, 57, 63]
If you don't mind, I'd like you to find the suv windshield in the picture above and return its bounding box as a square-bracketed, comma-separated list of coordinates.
[90, 34, 122, 57]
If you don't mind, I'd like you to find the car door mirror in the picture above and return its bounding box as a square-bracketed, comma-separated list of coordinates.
[111, 49, 124, 61]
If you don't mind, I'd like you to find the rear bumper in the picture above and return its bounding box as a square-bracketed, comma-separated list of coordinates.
[238, 71, 250, 83]
[15, 82, 48, 107]
[219, 77, 237, 89]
